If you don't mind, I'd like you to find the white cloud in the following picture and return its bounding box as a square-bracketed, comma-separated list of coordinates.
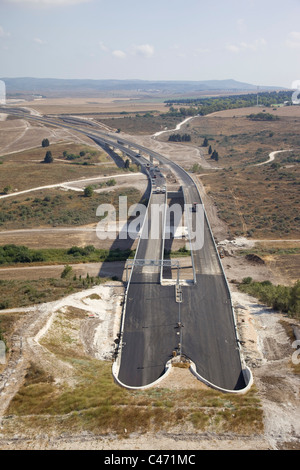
[286, 31, 300, 49]
[226, 38, 266, 53]
[237, 18, 247, 34]
[3, 0, 91, 6]
[0, 26, 10, 38]
[111, 44, 155, 60]
[245, 38, 266, 50]
[133, 44, 154, 58]
[112, 49, 126, 59]
[99, 41, 108, 52]
[191, 47, 210, 58]
[226, 44, 240, 53]
[34, 37, 46, 44]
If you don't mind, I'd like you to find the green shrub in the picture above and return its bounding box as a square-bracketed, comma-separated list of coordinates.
[239, 279, 300, 319]
[61, 265, 73, 279]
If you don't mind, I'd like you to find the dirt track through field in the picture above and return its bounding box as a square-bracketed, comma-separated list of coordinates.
[0, 172, 146, 199]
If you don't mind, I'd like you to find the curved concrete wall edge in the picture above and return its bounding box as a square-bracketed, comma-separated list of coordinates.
[189, 361, 254, 395]
[112, 360, 172, 390]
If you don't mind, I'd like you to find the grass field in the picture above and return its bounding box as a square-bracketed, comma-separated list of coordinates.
[245, 242, 300, 284]
[0, 274, 106, 310]
[198, 158, 300, 239]
[0, 143, 127, 193]
[5, 359, 262, 436]
[0, 187, 143, 229]
[2, 302, 263, 437]
[0, 268, 264, 438]
[16, 96, 167, 116]
[161, 110, 300, 167]
[95, 113, 183, 135]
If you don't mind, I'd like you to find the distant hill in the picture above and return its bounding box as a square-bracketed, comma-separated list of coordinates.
[0, 77, 283, 99]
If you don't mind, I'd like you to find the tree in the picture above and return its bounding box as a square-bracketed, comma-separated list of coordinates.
[289, 280, 300, 316]
[191, 163, 202, 173]
[182, 134, 191, 142]
[42, 138, 50, 147]
[44, 151, 53, 163]
[61, 265, 73, 279]
[208, 145, 212, 155]
[3, 185, 12, 195]
[202, 137, 208, 147]
[84, 185, 94, 197]
[211, 150, 219, 161]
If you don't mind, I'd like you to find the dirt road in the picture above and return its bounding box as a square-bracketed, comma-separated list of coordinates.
[0, 261, 125, 281]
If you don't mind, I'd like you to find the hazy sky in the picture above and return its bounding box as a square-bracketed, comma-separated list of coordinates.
[0, 0, 299, 88]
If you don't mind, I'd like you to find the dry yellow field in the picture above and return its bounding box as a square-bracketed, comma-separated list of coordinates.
[13, 96, 167, 115]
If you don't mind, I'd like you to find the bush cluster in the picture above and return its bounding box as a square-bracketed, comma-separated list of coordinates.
[0, 244, 45, 264]
[239, 278, 300, 319]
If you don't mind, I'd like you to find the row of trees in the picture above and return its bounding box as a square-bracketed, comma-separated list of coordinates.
[41, 138, 54, 163]
[168, 133, 191, 142]
[165, 106, 199, 117]
[164, 91, 293, 116]
[202, 137, 219, 161]
[247, 112, 279, 121]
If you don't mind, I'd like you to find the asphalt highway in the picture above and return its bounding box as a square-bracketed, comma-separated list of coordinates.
[0, 108, 249, 391]
[96, 133, 247, 390]
[116, 150, 246, 390]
